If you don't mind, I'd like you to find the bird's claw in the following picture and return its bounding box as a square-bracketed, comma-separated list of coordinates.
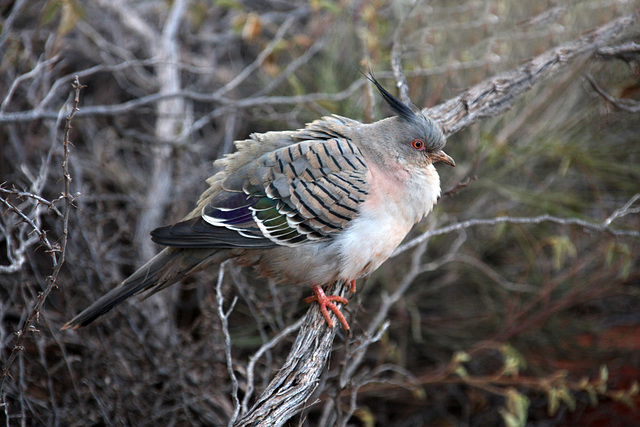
[304, 284, 350, 330]
[349, 279, 357, 293]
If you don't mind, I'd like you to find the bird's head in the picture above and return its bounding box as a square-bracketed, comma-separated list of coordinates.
[367, 74, 455, 169]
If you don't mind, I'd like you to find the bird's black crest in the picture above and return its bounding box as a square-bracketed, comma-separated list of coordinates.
[365, 72, 418, 123]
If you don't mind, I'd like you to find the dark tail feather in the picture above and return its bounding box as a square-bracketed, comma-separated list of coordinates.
[62, 248, 220, 329]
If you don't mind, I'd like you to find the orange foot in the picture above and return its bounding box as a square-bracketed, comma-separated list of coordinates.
[304, 284, 350, 330]
[349, 279, 357, 293]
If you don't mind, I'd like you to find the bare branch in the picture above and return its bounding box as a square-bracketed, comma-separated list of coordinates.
[585, 73, 640, 113]
[252, 38, 325, 97]
[0, 0, 27, 51]
[390, 0, 420, 105]
[241, 317, 304, 415]
[235, 282, 349, 427]
[441, 176, 477, 198]
[604, 193, 640, 226]
[337, 233, 464, 392]
[0, 76, 81, 396]
[135, 0, 189, 260]
[394, 204, 640, 257]
[425, 13, 638, 135]
[596, 41, 640, 62]
[0, 82, 366, 124]
[97, 0, 158, 46]
[0, 195, 54, 250]
[1, 54, 61, 112]
[215, 16, 295, 96]
[215, 262, 241, 426]
[0, 187, 64, 218]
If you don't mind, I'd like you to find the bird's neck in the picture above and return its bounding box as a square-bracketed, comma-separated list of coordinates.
[364, 154, 441, 224]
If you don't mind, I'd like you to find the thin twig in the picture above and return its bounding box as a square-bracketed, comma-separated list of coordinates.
[0, 195, 54, 249]
[0, 76, 82, 396]
[215, 261, 241, 426]
[252, 38, 325, 97]
[215, 16, 295, 96]
[394, 208, 640, 257]
[585, 73, 640, 113]
[0, 187, 63, 218]
[341, 241, 429, 386]
[1, 54, 61, 112]
[441, 176, 477, 198]
[241, 317, 305, 415]
[596, 41, 640, 62]
[425, 13, 637, 135]
[390, 0, 420, 105]
[604, 193, 640, 226]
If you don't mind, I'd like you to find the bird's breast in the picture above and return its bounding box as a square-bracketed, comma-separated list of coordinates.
[335, 203, 414, 279]
[334, 161, 441, 280]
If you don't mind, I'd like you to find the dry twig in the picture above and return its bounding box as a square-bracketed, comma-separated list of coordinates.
[585, 73, 640, 113]
[424, 13, 637, 136]
[0, 76, 82, 398]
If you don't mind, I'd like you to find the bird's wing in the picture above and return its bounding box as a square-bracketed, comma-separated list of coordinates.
[151, 137, 370, 248]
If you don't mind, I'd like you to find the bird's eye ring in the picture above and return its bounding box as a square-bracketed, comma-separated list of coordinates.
[411, 139, 426, 151]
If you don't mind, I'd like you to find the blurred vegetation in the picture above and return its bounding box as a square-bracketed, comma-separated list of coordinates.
[1, 0, 639, 425]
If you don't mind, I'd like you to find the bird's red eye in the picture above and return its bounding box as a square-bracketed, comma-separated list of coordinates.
[411, 139, 425, 151]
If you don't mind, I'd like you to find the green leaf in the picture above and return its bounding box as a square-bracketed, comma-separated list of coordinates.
[547, 387, 559, 416]
[353, 407, 376, 427]
[454, 365, 468, 378]
[453, 351, 471, 363]
[214, 0, 243, 10]
[547, 235, 577, 270]
[596, 365, 608, 394]
[500, 344, 527, 376]
[42, 0, 63, 25]
[605, 242, 632, 279]
[557, 386, 576, 411]
[493, 221, 507, 241]
[58, 0, 83, 37]
[500, 388, 529, 427]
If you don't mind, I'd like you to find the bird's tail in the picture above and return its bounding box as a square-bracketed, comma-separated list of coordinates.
[62, 248, 221, 329]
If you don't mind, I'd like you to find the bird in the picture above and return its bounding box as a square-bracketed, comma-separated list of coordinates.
[63, 75, 454, 331]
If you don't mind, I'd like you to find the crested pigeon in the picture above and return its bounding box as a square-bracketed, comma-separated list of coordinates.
[63, 75, 454, 331]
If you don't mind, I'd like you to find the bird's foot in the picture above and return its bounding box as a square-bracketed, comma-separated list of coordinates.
[349, 279, 357, 293]
[304, 284, 350, 330]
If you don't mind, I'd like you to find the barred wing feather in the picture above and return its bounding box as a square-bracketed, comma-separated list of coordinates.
[151, 138, 369, 249]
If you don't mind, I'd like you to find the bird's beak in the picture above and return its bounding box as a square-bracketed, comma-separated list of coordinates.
[430, 150, 455, 167]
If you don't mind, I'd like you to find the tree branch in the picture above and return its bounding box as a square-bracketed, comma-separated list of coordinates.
[394, 204, 640, 258]
[235, 282, 350, 427]
[424, 13, 638, 136]
[585, 73, 640, 113]
[0, 77, 81, 396]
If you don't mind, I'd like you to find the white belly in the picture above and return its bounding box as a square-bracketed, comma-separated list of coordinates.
[334, 162, 440, 281]
[335, 203, 414, 280]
